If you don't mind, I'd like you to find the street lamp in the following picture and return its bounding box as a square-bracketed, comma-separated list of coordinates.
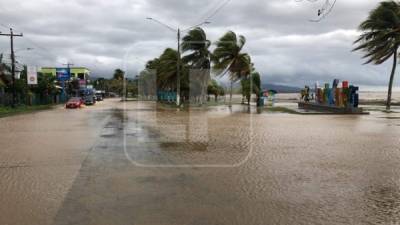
[146, 17, 211, 106]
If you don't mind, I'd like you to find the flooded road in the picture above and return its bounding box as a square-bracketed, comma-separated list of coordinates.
[1, 99, 400, 224]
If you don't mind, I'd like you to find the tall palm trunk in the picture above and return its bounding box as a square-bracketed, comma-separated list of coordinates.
[386, 47, 398, 111]
[229, 80, 233, 107]
[200, 71, 209, 106]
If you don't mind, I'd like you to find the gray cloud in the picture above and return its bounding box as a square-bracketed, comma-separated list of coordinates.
[0, 0, 397, 89]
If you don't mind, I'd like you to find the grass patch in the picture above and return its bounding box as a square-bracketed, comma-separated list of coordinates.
[0, 104, 54, 118]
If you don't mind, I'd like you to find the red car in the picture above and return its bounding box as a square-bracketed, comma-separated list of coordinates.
[66, 97, 84, 109]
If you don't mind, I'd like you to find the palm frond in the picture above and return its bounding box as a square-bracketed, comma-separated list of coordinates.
[354, 0, 400, 65]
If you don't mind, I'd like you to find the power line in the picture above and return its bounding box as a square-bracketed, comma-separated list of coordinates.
[310, 0, 337, 22]
[0, 22, 69, 65]
[296, 0, 337, 22]
[199, 0, 231, 23]
[295, 0, 319, 2]
[0, 23, 11, 30]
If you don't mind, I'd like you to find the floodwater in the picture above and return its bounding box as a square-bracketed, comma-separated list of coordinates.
[1, 99, 400, 225]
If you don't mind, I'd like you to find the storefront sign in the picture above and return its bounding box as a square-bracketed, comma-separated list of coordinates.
[27, 66, 38, 85]
[56, 68, 70, 81]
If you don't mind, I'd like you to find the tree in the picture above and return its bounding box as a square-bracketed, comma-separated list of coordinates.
[31, 72, 57, 104]
[0, 79, 5, 95]
[146, 58, 160, 70]
[113, 69, 125, 80]
[125, 79, 138, 98]
[207, 79, 225, 102]
[93, 78, 106, 90]
[108, 78, 123, 96]
[182, 27, 212, 104]
[111, 69, 125, 97]
[240, 71, 262, 105]
[157, 48, 179, 90]
[353, 1, 400, 111]
[138, 69, 157, 99]
[212, 31, 252, 106]
[67, 79, 80, 96]
[14, 66, 30, 104]
[156, 48, 189, 99]
[0, 54, 11, 88]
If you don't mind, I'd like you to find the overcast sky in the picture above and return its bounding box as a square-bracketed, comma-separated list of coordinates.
[0, 0, 397, 89]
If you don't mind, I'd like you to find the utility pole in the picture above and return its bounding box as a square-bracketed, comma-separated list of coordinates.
[176, 28, 181, 106]
[0, 28, 23, 108]
[62, 62, 74, 100]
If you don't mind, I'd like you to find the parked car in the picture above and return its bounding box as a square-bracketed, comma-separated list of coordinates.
[66, 97, 83, 109]
[95, 93, 103, 101]
[84, 96, 96, 105]
[95, 90, 105, 101]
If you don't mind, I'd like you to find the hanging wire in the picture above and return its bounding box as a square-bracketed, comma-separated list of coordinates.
[296, 0, 337, 22]
[0, 23, 11, 30]
[0, 22, 70, 65]
[202, 0, 231, 22]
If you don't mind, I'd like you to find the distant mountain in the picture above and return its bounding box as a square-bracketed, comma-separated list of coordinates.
[262, 84, 302, 93]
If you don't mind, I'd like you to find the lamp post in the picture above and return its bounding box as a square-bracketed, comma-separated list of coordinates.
[146, 17, 210, 106]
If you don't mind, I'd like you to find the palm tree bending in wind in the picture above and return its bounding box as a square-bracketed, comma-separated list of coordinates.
[353, 0, 400, 111]
[212, 31, 252, 107]
[181, 27, 211, 104]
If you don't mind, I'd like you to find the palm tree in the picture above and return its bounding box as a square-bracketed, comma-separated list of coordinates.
[135, 58, 160, 100]
[207, 79, 225, 102]
[241, 71, 262, 105]
[112, 69, 125, 98]
[353, 1, 400, 111]
[157, 48, 179, 90]
[181, 27, 211, 104]
[145, 58, 160, 70]
[212, 31, 252, 106]
[157, 48, 189, 96]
